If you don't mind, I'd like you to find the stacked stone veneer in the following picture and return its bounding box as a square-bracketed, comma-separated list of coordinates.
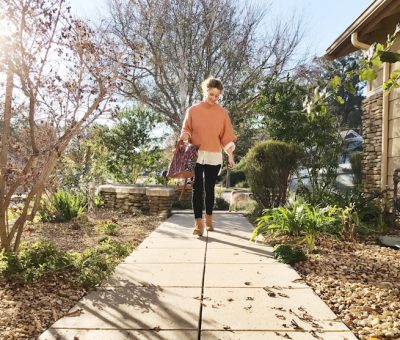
[174, 187, 192, 202]
[362, 92, 383, 193]
[98, 185, 175, 218]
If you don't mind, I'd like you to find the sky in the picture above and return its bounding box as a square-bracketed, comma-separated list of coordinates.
[69, 0, 374, 58]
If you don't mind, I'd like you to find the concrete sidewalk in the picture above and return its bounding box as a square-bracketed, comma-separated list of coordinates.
[40, 213, 357, 340]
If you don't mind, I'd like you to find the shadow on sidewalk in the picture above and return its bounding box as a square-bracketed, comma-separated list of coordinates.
[206, 234, 274, 258]
[45, 283, 198, 339]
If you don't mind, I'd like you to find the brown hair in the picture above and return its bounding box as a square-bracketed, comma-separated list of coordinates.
[201, 76, 223, 97]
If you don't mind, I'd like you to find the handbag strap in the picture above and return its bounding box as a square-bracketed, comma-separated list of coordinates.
[179, 179, 187, 201]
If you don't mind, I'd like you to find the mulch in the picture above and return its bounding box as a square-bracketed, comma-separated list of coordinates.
[0, 209, 163, 340]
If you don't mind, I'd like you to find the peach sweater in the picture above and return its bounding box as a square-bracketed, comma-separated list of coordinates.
[180, 101, 236, 153]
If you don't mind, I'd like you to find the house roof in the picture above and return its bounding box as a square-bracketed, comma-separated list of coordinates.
[326, 0, 400, 60]
[340, 129, 362, 140]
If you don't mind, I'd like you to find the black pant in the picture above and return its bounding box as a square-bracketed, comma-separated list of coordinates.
[193, 163, 221, 218]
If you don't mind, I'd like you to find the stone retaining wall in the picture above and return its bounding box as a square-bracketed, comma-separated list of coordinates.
[98, 185, 175, 218]
[362, 92, 383, 193]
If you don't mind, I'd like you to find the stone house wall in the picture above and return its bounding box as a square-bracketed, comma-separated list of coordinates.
[362, 92, 383, 193]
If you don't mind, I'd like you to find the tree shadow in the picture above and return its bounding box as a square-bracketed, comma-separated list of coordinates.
[45, 283, 200, 339]
[206, 235, 274, 258]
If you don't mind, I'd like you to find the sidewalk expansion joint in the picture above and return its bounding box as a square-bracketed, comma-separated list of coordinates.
[197, 231, 210, 340]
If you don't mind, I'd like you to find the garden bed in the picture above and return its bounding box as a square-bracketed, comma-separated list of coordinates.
[0, 210, 162, 340]
[266, 233, 400, 339]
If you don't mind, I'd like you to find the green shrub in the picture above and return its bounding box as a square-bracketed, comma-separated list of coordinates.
[0, 249, 22, 277]
[252, 198, 339, 252]
[98, 222, 119, 236]
[37, 198, 55, 222]
[95, 194, 105, 208]
[350, 152, 362, 186]
[244, 140, 301, 208]
[74, 240, 131, 288]
[0, 241, 73, 282]
[38, 190, 87, 222]
[273, 244, 306, 265]
[98, 236, 110, 243]
[0, 240, 131, 288]
[53, 190, 87, 222]
[319, 189, 388, 236]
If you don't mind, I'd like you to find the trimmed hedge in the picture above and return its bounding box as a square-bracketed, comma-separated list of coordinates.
[244, 140, 301, 208]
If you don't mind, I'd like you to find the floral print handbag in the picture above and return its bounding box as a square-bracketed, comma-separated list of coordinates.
[167, 140, 198, 199]
[167, 140, 198, 179]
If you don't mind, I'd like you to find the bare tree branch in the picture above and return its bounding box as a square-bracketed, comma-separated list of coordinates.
[110, 0, 303, 130]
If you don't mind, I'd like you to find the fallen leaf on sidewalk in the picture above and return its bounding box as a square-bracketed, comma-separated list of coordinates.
[278, 292, 289, 298]
[263, 287, 276, 297]
[223, 325, 231, 330]
[246, 297, 254, 301]
[274, 332, 293, 339]
[244, 305, 252, 310]
[309, 330, 323, 339]
[290, 319, 305, 331]
[292, 278, 304, 283]
[290, 307, 320, 328]
[227, 298, 234, 302]
[276, 314, 286, 320]
[244, 282, 251, 286]
[65, 309, 83, 317]
[152, 326, 161, 332]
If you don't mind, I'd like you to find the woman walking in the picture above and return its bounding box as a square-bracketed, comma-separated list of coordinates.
[180, 77, 236, 236]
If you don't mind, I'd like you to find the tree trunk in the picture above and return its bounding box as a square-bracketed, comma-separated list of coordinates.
[0, 65, 14, 250]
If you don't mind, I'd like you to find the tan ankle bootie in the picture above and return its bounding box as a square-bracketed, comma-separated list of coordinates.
[193, 218, 205, 236]
[205, 214, 214, 231]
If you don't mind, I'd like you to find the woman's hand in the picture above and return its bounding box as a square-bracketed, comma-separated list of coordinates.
[180, 132, 190, 142]
[228, 153, 235, 169]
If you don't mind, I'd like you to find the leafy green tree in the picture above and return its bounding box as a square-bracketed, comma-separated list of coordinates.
[299, 87, 343, 203]
[102, 107, 167, 183]
[254, 77, 343, 204]
[227, 76, 306, 161]
[254, 76, 307, 142]
[295, 54, 364, 130]
[57, 108, 167, 188]
[57, 125, 111, 193]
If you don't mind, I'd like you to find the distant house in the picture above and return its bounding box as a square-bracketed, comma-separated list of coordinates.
[340, 129, 363, 153]
[326, 0, 400, 193]
[340, 129, 362, 141]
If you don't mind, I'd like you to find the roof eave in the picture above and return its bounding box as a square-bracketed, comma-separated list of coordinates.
[325, 0, 393, 60]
